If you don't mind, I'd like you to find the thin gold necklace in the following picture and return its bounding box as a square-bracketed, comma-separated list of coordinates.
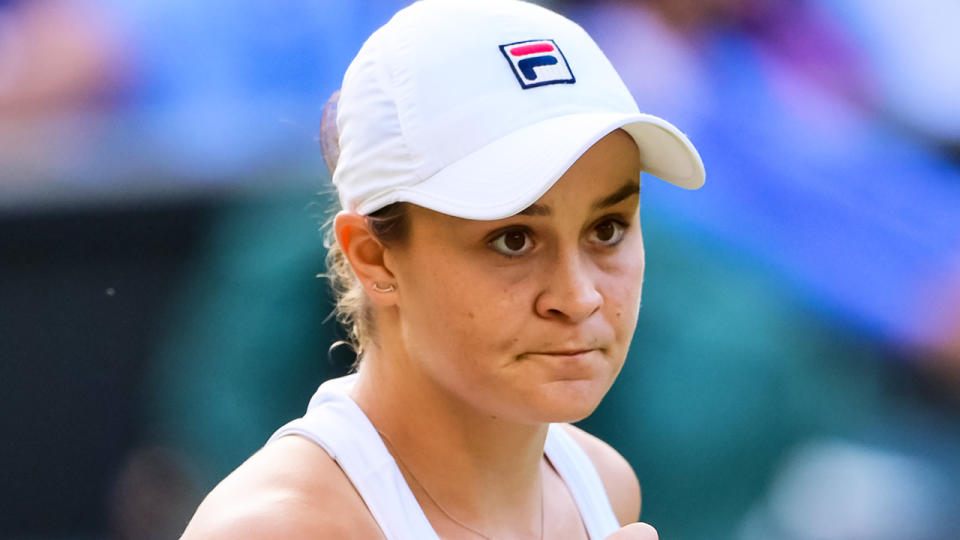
[377, 429, 545, 540]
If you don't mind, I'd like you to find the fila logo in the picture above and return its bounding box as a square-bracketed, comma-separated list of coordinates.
[499, 39, 575, 89]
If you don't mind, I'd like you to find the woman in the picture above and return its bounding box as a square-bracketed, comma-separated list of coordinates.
[182, 0, 704, 538]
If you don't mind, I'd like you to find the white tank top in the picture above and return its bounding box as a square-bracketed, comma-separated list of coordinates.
[268, 374, 621, 540]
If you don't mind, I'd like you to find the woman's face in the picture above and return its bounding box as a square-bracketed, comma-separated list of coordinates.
[384, 129, 644, 423]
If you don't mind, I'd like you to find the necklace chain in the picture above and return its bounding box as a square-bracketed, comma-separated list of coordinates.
[377, 429, 544, 540]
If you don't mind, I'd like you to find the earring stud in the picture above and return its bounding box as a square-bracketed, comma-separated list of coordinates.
[372, 282, 396, 293]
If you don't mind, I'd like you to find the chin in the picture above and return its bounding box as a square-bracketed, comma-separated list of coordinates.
[532, 379, 611, 423]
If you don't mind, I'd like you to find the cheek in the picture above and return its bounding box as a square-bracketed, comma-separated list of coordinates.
[607, 281, 641, 336]
[463, 278, 533, 353]
[400, 258, 528, 354]
[601, 243, 645, 337]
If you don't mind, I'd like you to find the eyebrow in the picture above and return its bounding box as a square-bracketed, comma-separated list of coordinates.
[517, 180, 640, 216]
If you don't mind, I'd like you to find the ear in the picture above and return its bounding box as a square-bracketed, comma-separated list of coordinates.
[334, 211, 397, 306]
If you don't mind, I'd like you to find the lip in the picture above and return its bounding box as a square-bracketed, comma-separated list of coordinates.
[529, 349, 596, 357]
[521, 349, 602, 379]
[522, 348, 601, 361]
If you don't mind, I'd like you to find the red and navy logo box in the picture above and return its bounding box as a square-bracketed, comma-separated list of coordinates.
[499, 39, 575, 89]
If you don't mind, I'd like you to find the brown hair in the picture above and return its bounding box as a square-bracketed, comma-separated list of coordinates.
[320, 89, 413, 357]
[323, 202, 410, 357]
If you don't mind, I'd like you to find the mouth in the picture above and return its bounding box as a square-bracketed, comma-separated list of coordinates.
[528, 349, 597, 357]
[519, 348, 604, 380]
[520, 348, 603, 362]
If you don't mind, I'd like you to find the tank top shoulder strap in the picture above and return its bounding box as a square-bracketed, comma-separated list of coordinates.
[269, 376, 620, 540]
[544, 424, 622, 539]
[268, 374, 440, 540]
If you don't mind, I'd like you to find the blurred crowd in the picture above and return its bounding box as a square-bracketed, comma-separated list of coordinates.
[2, 0, 959, 539]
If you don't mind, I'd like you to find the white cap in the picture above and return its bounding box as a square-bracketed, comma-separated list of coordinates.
[332, 0, 704, 220]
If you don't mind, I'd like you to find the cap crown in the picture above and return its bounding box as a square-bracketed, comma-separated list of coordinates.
[333, 0, 640, 212]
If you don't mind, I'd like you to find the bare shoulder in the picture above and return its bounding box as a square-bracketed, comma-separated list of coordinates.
[180, 435, 384, 539]
[561, 424, 641, 526]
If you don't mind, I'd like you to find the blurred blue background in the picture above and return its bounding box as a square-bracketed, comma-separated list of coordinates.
[2, 0, 959, 539]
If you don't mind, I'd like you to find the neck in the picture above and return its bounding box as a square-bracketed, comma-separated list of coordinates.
[350, 344, 547, 536]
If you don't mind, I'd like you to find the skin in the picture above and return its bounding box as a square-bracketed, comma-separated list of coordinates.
[181, 130, 657, 539]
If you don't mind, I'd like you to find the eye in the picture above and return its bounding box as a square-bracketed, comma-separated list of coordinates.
[589, 219, 627, 246]
[490, 229, 534, 257]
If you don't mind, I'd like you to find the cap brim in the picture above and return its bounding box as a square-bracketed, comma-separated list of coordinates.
[356, 112, 704, 220]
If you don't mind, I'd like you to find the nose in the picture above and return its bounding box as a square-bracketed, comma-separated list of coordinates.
[534, 248, 603, 324]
